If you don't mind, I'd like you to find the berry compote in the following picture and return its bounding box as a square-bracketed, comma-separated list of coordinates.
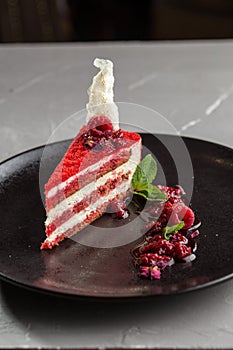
[132, 185, 200, 280]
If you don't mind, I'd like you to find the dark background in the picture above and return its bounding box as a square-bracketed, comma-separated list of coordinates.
[1, 0, 233, 42]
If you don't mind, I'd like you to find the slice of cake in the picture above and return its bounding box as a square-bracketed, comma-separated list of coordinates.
[41, 58, 142, 249]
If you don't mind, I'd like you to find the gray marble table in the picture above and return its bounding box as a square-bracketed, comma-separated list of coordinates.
[1, 41, 233, 349]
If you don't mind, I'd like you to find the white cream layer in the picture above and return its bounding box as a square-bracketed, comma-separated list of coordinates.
[46, 141, 141, 226]
[44, 179, 132, 245]
[47, 152, 128, 199]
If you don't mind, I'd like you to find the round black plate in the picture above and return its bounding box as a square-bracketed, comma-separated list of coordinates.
[0, 135, 233, 300]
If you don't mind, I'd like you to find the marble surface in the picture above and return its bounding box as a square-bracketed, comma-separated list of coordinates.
[1, 41, 233, 349]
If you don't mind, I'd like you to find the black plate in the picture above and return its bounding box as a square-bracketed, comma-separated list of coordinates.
[0, 134, 233, 300]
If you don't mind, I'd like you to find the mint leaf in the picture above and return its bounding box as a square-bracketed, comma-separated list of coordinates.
[147, 184, 168, 202]
[140, 154, 157, 184]
[132, 154, 167, 202]
[132, 165, 149, 192]
[162, 221, 185, 240]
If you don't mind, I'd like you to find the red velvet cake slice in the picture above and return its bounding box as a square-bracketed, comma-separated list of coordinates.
[41, 59, 142, 249]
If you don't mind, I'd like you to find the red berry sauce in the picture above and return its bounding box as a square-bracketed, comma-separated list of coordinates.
[79, 115, 141, 170]
[132, 185, 200, 280]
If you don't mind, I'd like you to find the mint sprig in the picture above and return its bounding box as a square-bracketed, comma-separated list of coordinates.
[131, 165, 149, 193]
[132, 154, 168, 202]
[140, 154, 157, 184]
[147, 184, 168, 202]
[162, 221, 185, 240]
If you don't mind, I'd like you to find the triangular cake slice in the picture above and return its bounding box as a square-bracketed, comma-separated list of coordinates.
[41, 59, 142, 249]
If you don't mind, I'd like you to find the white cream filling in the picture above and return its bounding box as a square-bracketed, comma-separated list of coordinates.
[44, 179, 131, 244]
[47, 152, 125, 199]
[46, 141, 141, 226]
[46, 161, 132, 225]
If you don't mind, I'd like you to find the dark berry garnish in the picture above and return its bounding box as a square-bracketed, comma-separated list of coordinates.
[108, 199, 130, 220]
[173, 242, 191, 260]
[182, 206, 195, 229]
[89, 128, 104, 138]
[84, 116, 125, 153]
[116, 208, 129, 220]
[108, 199, 126, 212]
[87, 115, 113, 132]
[139, 265, 161, 280]
[189, 230, 200, 239]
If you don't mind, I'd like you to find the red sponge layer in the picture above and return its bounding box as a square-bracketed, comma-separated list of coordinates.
[45, 127, 141, 194]
[41, 190, 128, 250]
[45, 150, 130, 211]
